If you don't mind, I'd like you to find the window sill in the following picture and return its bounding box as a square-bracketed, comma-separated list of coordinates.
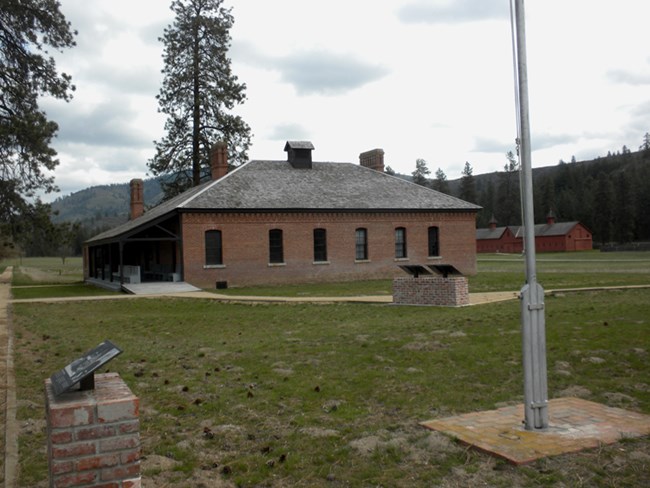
[268, 262, 286, 267]
[427, 256, 442, 260]
[394, 257, 409, 262]
[204, 264, 226, 269]
[354, 259, 371, 264]
[313, 261, 330, 265]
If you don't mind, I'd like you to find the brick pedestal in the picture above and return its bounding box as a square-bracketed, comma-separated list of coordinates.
[45, 373, 141, 488]
[392, 276, 469, 306]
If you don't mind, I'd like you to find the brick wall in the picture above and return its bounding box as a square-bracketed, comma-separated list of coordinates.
[392, 276, 469, 306]
[181, 210, 477, 287]
[45, 373, 140, 488]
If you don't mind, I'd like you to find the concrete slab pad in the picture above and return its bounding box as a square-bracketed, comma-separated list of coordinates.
[421, 397, 650, 465]
[122, 282, 201, 295]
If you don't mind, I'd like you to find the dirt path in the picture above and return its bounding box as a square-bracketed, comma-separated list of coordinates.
[0, 266, 17, 487]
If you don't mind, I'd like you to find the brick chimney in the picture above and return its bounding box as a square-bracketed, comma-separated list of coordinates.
[359, 148, 385, 172]
[210, 142, 229, 180]
[546, 210, 556, 226]
[129, 178, 144, 220]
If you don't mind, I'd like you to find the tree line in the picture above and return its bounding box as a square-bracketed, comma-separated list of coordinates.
[410, 136, 650, 245]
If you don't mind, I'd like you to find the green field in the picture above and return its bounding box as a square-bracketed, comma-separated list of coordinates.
[6, 252, 650, 486]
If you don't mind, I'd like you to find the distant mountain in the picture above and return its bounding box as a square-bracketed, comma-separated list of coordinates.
[51, 178, 163, 231]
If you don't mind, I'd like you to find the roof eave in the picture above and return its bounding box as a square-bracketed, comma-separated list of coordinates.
[178, 207, 480, 214]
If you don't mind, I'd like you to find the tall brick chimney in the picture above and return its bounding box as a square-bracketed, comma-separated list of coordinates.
[359, 148, 385, 172]
[210, 142, 229, 180]
[129, 178, 144, 220]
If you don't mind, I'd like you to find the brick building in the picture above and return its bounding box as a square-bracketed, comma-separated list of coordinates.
[476, 213, 593, 253]
[84, 142, 480, 289]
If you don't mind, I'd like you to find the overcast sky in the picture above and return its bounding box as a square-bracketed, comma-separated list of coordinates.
[42, 0, 650, 201]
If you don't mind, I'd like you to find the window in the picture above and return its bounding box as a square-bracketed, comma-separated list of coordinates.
[428, 226, 440, 257]
[313, 228, 327, 262]
[395, 227, 407, 258]
[269, 229, 284, 264]
[205, 230, 223, 265]
[355, 228, 368, 260]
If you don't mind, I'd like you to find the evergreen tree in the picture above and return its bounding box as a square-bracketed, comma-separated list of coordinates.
[496, 151, 520, 225]
[459, 161, 477, 203]
[640, 132, 650, 155]
[538, 176, 556, 222]
[411, 158, 431, 186]
[432, 168, 450, 194]
[0, 0, 76, 247]
[149, 0, 252, 199]
[592, 172, 615, 244]
[384, 165, 396, 176]
[614, 171, 635, 243]
[477, 178, 496, 227]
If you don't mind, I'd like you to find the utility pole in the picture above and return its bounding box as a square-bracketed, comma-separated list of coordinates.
[513, 0, 549, 430]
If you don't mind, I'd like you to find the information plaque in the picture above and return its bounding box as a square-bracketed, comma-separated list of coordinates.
[50, 340, 123, 396]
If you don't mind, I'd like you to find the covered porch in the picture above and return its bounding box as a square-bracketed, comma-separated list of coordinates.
[84, 212, 183, 289]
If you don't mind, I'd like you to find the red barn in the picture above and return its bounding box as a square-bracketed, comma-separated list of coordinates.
[476, 213, 592, 253]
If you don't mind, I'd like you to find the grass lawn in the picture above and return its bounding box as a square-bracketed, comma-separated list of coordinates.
[11, 251, 650, 486]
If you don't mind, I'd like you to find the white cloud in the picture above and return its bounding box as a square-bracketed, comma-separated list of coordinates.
[36, 0, 650, 202]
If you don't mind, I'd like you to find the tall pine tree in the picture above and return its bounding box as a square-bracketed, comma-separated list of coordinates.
[0, 0, 76, 254]
[433, 168, 450, 194]
[149, 0, 251, 199]
[411, 158, 431, 186]
[459, 161, 477, 204]
[496, 151, 521, 225]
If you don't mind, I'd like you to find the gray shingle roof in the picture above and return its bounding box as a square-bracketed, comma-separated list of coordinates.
[476, 222, 583, 240]
[187, 160, 480, 210]
[88, 160, 480, 243]
[476, 227, 508, 240]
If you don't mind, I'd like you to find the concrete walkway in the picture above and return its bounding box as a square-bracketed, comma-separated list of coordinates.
[9, 288, 521, 306]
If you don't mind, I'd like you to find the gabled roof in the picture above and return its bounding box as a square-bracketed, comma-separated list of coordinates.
[510, 221, 582, 238]
[88, 160, 480, 243]
[476, 226, 509, 241]
[476, 221, 584, 241]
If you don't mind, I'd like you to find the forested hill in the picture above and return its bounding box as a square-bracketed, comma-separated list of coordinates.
[466, 148, 650, 244]
[50, 178, 163, 234]
[51, 147, 650, 244]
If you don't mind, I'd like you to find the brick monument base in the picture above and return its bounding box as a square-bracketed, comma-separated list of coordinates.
[392, 276, 469, 306]
[45, 372, 141, 487]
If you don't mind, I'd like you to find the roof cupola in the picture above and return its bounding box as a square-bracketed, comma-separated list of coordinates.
[284, 141, 314, 169]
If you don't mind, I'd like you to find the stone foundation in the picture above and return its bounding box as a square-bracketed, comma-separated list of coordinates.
[392, 276, 469, 306]
[45, 373, 140, 487]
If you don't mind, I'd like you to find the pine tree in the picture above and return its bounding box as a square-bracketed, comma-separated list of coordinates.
[0, 0, 76, 247]
[459, 162, 477, 203]
[614, 172, 635, 243]
[640, 132, 650, 154]
[149, 0, 252, 199]
[496, 151, 520, 225]
[411, 158, 431, 186]
[432, 168, 450, 194]
[592, 172, 614, 244]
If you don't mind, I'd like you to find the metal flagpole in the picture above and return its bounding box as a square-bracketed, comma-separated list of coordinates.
[512, 0, 549, 430]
